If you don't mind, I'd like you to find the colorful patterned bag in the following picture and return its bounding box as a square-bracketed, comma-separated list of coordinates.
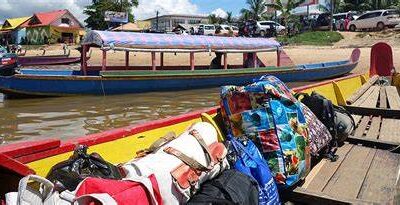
[220, 75, 311, 188]
[301, 104, 333, 156]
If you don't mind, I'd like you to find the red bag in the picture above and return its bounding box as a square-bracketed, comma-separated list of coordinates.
[74, 174, 163, 205]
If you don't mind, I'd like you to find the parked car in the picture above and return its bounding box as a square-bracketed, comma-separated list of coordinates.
[347, 9, 400, 31]
[198, 24, 216, 36]
[312, 13, 332, 30]
[215, 25, 239, 37]
[256, 21, 286, 36]
[333, 11, 359, 31]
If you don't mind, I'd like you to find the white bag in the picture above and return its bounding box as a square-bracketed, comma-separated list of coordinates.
[6, 175, 60, 205]
[123, 122, 229, 204]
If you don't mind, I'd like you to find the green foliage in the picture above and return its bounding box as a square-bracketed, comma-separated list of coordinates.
[336, 0, 400, 12]
[266, 0, 305, 35]
[208, 14, 224, 24]
[84, 0, 139, 30]
[277, 31, 344, 46]
[226, 11, 234, 23]
[240, 0, 267, 21]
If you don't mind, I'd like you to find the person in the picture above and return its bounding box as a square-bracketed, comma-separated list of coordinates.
[244, 53, 266, 68]
[209, 52, 223, 69]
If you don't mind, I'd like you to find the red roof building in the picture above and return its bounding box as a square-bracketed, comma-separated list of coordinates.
[22, 9, 85, 45]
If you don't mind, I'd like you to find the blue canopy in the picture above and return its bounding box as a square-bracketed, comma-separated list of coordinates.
[82, 30, 281, 51]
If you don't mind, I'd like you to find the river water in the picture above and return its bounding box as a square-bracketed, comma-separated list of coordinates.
[0, 83, 305, 145]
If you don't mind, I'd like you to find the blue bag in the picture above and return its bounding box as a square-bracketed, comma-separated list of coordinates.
[229, 135, 280, 205]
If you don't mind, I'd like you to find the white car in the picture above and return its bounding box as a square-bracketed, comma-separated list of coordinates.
[347, 9, 400, 31]
[256, 21, 286, 36]
[198, 24, 216, 36]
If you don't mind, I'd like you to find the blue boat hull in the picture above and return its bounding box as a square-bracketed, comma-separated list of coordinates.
[0, 60, 357, 97]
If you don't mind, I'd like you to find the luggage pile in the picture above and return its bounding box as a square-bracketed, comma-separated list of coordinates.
[5, 75, 354, 205]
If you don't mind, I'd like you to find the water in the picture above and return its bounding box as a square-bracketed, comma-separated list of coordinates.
[0, 82, 305, 145]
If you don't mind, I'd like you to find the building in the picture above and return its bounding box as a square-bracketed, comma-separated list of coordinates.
[112, 21, 151, 32]
[21, 9, 85, 45]
[144, 14, 209, 32]
[0, 16, 31, 44]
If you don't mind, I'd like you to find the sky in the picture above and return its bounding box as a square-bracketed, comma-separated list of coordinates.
[0, 0, 248, 23]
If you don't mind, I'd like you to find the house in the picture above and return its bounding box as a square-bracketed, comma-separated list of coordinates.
[0, 16, 31, 44]
[112, 21, 151, 32]
[144, 14, 209, 32]
[21, 9, 85, 45]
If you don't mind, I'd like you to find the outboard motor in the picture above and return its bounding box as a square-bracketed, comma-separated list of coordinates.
[0, 53, 18, 76]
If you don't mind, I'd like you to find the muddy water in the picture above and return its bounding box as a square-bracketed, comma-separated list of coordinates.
[0, 82, 306, 145]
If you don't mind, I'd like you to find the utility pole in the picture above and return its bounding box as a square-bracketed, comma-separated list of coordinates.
[156, 10, 159, 32]
[330, 0, 334, 31]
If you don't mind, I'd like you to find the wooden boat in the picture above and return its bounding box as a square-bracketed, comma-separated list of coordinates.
[17, 49, 82, 66]
[0, 31, 360, 98]
[1, 72, 399, 203]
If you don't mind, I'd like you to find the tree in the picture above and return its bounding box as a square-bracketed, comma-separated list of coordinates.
[226, 11, 234, 23]
[84, 0, 139, 30]
[240, 0, 267, 20]
[266, 0, 305, 35]
[208, 14, 223, 24]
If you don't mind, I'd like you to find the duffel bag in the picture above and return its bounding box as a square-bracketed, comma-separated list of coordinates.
[296, 92, 355, 144]
[73, 174, 163, 205]
[300, 103, 334, 158]
[187, 169, 259, 205]
[123, 122, 229, 204]
[220, 75, 311, 188]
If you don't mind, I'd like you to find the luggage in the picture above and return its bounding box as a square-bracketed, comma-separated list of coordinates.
[123, 122, 229, 204]
[301, 104, 333, 157]
[228, 136, 280, 204]
[73, 174, 163, 205]
[6, 175, 60, 205]
[296, 92, 355, 144]
[220, 75, 311, 188]
[187, 169, 259, 205]
[46, 145, 124, 192]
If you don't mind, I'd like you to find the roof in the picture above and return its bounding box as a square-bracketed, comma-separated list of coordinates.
[1, 16, 31, 30]
[82, 30, 281, 51]
[144, 14, 208, 21]
[21, 9, 83, 28]
[112, 22, 143, 32]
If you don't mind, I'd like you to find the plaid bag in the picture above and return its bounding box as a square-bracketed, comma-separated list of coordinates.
[301, 104, 333, 156]
[220, 75, 311, 188]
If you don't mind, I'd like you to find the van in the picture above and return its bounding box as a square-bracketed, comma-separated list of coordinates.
[198, 24, 216, 36]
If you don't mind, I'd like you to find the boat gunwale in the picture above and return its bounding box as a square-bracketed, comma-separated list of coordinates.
[0, 73, 363, 165]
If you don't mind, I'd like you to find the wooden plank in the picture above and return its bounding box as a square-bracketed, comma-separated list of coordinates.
[352, 115, 362, 125]
[361, 86, 380, 108]
[380, 118, 400, 143]
[304, 144, 354, 193]
[386, 86, 400, 109]
[353, 86, 377, 107]
[322, 146, 376, 199]
[345, 106, 400, 119]
[347, 75, 379, 105]
[353, 116, 370, 138]
[365, 116, 381, 140]
[357, 150, 400, 203]
[347, 135, 400, 150]
[379, 86, 387, 108]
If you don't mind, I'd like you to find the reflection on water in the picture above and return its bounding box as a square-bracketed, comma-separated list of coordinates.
[0, 82, 306, 145]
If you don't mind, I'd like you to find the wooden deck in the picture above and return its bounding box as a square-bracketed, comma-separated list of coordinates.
[346, 85, 400, 148]
[288, 144, 400, 204]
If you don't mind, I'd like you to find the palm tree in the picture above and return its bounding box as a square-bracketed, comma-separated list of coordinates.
[208, 14, 222, 24]
[226, 11, 234, 23]
[266, 0, 305, 35]
[240, 0, 267, 20]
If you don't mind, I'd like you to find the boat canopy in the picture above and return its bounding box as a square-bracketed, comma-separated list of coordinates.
[82, 30, 281, 52]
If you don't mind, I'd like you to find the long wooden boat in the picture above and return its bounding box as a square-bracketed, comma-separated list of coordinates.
[17, 50, 83, 66]
[1, 73, 399, 203]
[0, 31, 359, 98]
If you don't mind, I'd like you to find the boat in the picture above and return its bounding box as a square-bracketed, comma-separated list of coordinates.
[0, 31, 360, 98]
[1, 68, 399, 203]
[17, 49, 83, 66]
